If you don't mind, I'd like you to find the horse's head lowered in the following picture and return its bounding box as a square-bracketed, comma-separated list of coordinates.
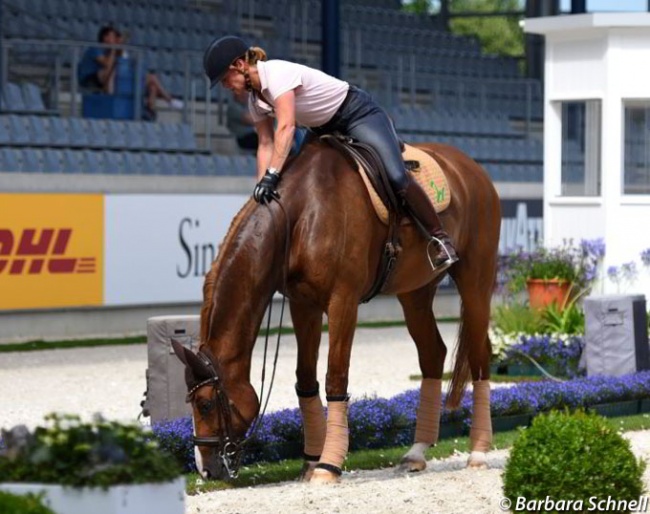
[171, 339, 259, 480]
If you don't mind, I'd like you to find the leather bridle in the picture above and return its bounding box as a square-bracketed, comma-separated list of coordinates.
[185, 349, 244, 479]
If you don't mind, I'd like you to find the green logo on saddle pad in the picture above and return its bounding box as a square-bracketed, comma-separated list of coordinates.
[429, 180, 446, 203]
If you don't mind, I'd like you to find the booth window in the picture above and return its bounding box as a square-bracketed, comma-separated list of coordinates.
[623, 103, 650, 195]
[560, 100, 601, 196]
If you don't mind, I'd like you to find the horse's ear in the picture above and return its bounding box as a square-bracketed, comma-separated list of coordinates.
[171, 339, 213, 381]
[171, 339, 189, 364]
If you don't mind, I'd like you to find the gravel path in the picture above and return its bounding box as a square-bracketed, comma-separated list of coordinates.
[1, 324, 649, 514]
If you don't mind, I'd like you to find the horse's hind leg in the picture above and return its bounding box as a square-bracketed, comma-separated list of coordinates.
[396, 284, 446, 472]
[290, 300, 327, 482]
[449, 261, 494, 469]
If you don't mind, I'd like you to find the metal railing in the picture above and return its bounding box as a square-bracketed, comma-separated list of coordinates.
[0, 37, 225, 150]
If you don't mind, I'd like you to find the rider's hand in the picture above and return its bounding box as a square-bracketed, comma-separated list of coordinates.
[253, 169, 281, 204]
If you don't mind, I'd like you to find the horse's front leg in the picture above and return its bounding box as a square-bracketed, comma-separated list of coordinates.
[290, 300, 327, 482]
[309, 293, 358, 485]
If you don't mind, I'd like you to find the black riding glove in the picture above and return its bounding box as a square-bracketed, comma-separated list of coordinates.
[253, 169, 281, 204]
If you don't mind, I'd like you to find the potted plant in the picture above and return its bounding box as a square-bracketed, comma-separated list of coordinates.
[500, 239, 605, 311]
[0, 414, 184, 514]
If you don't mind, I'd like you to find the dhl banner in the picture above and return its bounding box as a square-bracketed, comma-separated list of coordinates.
[0, 194, 103, 310]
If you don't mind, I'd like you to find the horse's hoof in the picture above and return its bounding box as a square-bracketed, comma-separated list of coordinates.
[399, 456, 427, 472]
[467, 451, 488, 469]
[298, 461, 317, 482]
[309, 468, 341, 485]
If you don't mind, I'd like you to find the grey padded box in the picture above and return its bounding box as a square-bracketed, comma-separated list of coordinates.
[144, 315, 200, 423]
[583, 295, 650, 377]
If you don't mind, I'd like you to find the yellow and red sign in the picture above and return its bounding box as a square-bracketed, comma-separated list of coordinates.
[0, 194, 103, 310]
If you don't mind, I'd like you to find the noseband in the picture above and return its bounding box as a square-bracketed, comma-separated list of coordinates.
[186, 349, 243, 479]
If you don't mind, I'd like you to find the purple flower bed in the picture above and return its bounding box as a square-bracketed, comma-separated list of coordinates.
[497, 335, 585, 379]
[152, 371, 650, 471]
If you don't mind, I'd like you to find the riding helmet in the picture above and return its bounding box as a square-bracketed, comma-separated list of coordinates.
[203, 35, 249, 88]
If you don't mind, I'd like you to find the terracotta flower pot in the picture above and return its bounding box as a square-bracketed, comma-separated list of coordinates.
[526, 279, 571, 311]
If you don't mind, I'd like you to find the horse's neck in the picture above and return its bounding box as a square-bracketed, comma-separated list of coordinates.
[206, 207, 284, 381]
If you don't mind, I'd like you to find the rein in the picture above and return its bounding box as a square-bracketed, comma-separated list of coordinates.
[190, 197, 291, 479]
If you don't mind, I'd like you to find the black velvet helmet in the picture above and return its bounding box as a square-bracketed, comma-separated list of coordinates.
[203, 35, 249, 88]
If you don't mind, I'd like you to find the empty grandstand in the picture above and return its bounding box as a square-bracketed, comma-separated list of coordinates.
[0, 0, 543, 183]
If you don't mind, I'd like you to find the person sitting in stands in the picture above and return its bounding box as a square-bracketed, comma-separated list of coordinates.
[78, 25, 120, 93]
[114, 30, 183, 121]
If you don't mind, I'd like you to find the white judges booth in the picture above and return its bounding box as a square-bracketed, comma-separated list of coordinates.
[524, 13, 650, 295]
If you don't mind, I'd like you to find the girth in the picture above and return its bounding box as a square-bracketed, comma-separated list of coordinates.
[321, 134, 403, 304]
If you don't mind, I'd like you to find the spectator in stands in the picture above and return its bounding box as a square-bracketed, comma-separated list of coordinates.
[78, 25, 120, 93]
[203, 36, 458, 270]
[114, 30, 183, 121]
[227, 90, 258, 151]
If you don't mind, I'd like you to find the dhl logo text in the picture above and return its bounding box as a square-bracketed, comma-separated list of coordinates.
[0, 228, 96, 275]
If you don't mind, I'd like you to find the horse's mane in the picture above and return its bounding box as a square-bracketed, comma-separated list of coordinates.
[199, 199, 257, 346]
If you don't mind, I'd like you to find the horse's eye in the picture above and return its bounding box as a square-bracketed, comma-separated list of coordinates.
[196, 399, 215, 417]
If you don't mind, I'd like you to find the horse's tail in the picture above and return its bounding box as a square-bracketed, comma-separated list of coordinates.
[446, 307, 471, 409]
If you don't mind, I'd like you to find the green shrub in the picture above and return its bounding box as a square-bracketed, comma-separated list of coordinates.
[0, 491, 55, 514]
[0, 413, 182, 489]
[492, 303, 545, 336]
[503, 410, 646, 513]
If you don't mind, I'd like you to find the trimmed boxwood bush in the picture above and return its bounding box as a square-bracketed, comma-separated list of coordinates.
[0, 491, 55, 514]
[503, 410, 646, 512]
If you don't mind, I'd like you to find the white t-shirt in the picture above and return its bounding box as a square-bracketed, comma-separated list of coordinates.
[248, 60, 349, 128]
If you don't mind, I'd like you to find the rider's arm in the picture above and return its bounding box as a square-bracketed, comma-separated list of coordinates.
[255, 117, 274, 180]
[267, 91, 296, 174]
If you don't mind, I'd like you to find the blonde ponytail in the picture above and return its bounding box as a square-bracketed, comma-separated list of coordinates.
[245, 46, 267, 65]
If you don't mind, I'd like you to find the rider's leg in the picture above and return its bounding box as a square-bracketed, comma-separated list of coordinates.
[346, 101, 458, 269]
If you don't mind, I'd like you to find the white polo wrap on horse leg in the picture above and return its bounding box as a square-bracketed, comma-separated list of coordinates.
[469, 380, 492, 466]
[298, 394, 327, 459]
[312, 400, 349, 480]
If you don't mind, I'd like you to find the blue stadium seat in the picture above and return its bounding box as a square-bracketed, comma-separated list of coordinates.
[178, 124, 197, 151]
[0, 148, 21, 171]
[86, 119, 109, 148]
[20, 148, 43, 173]
[7, 115, 30, 145]
[103, 151, 125, 174]
[48, 117, 71, 147]
[3, 83, 26, 112]
[123, 152, 145, 174]
[41, 149, 64, 173]
[104, 120, 128, 149]
[159, 123, 182, 151]
[142, 122, 164, 151]
[0, 117, 11, 145]
[83, 150, 104, 174]
[26, 115, 49, 146]
[212, 154, 232, 176]
[123, 122, 146, 150]
[68, 117, 91, 148]
[62, 149, 86, 173]
[141, 152, 161, 174]
[195, 154, 215, 175]
[21, 83, 46, 112]
[159, 153, 182, 174]
[179, 154, 198, 175]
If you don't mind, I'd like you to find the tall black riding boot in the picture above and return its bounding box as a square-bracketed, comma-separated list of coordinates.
[398, 179, 459, 272]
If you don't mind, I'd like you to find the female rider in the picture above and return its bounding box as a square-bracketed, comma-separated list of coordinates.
[203, 35, 458, 270]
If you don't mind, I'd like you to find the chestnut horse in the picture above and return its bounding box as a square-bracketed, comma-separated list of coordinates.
[172, 138, 501, 483]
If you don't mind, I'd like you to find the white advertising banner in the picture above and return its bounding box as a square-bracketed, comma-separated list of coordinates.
[104, 194, 249, 305]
